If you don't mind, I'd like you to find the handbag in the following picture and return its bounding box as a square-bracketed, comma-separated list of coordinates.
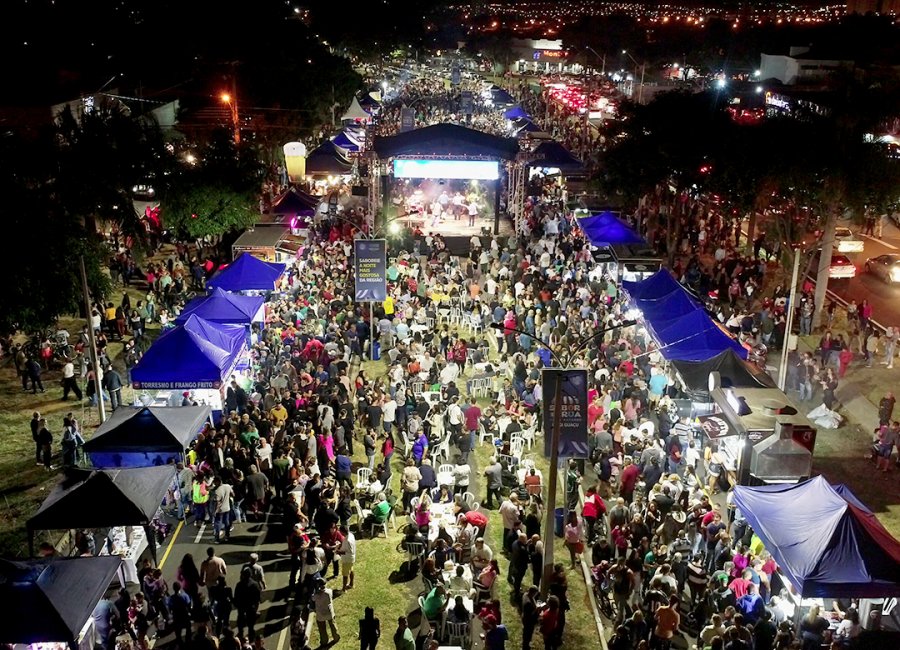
[574, 541, 585, 555]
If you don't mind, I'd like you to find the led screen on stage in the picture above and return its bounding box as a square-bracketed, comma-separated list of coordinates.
[392, 159, 500, 180]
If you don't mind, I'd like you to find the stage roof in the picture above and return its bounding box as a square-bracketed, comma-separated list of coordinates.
[373, 123, 519, 161]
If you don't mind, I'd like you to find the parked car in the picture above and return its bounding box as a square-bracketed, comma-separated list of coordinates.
[812, 250, 856, 280]
[865, 254, 900, 284]
[833, 227, 864, 253]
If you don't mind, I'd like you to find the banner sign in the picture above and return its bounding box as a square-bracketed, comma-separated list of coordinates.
[543, 368, 589, 458]
[698, 414, 734, 440]
[133, 381, 221, 390]
[461, 91, 474, 116]
[354, 238, 387, 302]
[451, 67, 461, 85]
[400, 107, 416, 132]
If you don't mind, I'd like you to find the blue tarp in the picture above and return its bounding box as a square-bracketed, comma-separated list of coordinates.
[131, 315, 247, 389]
[623, 270, 747, 361]
[491, 86, 515, 105]
[733, 476, 900, 598]
[503, 105, 530, 120]
[176, 288, 264, 326]
[207, 252, 285, 292]
[579, 213, 645, 247]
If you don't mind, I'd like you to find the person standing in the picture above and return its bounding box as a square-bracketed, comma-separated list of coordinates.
[364, 428, 377, 471]
[521, 585, 540, 650]
[37, 418, 53, 470]
[61, 359, 82, 401]
[483, 457, 503, 509]
[393, 616, 415, 650]
[103, 365, 123, 410]
[200, 547, 228, 599]
[879, 392, 896, 426]
[212, 478, 233, 543]
[338, 524, 356, 592]
[234, 567, 262, 641]
[168, 581, 193, 646]
[464, 397, 481, 457]
[31, 411, 42, 465]
[312, 578, 340, 646]
[358, 606, 380, 650]
[26, 355, 44, 393]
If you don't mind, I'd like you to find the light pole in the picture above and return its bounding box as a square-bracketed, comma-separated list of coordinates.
[220, 92, 240, 145]
[778, 244, 803, 391]
[490, 319, 636, 597]
[622, 50, 645, 104]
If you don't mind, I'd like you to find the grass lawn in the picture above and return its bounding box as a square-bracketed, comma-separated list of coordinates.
[0, 284, 155, 557]
[324, 358, 602, 650]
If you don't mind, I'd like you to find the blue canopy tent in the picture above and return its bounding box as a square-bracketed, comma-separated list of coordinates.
[503, 105, 530, 120]
[207, 252, 285, 292]
[176, 288, 264, 326]
[621, 269, 683, 301]
[333, 131, 361, 152]
[733, 476, 900, 597]
[579, 212, 645, 247]
[636, 290, 700, 322]
[513, 119, 541, 135]
[131, 315, 247, 390]
[659, 325, 748, 361]
[491, 86, 515, 105]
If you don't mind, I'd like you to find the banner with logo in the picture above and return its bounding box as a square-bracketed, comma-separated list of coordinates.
[542, 368, 589, 458]
[354, 239, 387, 302]
[460, 91, 474, 116]
[451, 67, 461, 85]
[698, 414, 734, 440]
[400, 107, 416, 132]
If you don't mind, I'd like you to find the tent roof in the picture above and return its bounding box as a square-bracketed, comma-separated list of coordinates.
[503, 105, 530, 120]
[672, 350, 776, 399]
[27, 466, 174, 532]
[491, 86, 516, 105]
[207, 252, 285, 292]
[131, 315, 247, 387]
[340, 96, 370, 121]
[373, 123, 519, 161]
[176, 288, 264, 325]
[305, 140, 353, 175]
[271, 188, 319, 215]
[733, 476, 900, 597]
[621, 269, 683, 301]
[0, 556, 122, 644]
[531, 141, 584, 171]
[82, 405, 210, 454]
[578, 212, 645, 246]
[637, 290, 700, 322]
[359, 93, 380, 108]
[654, 316, 747, 361]
[332, 131, 361, 152]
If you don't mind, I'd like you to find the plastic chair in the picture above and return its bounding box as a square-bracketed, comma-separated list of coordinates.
[438, 463, 455, 477]
[356, 468, 372, 496]
[444, 620, 470, 649]
[478, 422, 494, 446]
[462, 491, 476, 509]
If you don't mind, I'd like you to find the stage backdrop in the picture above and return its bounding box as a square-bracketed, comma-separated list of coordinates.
[354, 238, 387, 302]
[542, 368, 589, 458]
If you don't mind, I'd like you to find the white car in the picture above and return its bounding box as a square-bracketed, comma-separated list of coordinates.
[833, 227, 864, 253]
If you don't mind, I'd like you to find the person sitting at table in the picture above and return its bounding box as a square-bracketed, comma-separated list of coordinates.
[422, 557, 443, 590]
[446, 594, 471, 624]
[448, 564, 474, 598]
[414, 493, 433, 529]
[474, 559, 501, 601]
[419, 458, 437, 492]
[481, 408, 498, 438]
[431, 484, 451, 504]
[452, 494, 471, 517]
[524, 468, 542, 499]
[422, 584, 449, 622]
[430, 539, 455, 567]
[363, 492, 392, 532]
[471, 537, 493, 573]
[504, 413, 522, 439]
[477, 597, 502, 625]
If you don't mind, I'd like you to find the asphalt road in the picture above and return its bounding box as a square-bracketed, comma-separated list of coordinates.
[155, 507, 301, 650]
[809, 223, 900, 329]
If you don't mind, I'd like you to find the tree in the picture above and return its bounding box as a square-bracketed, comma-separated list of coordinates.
[161, 129, 263, 241]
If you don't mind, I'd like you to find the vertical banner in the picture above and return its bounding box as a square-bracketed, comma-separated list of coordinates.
[354, 239, 387, 302]
[451, 67, 461, 85]
[400, 107, 416, 133]
[543, 368, 589, 458]
[460, 90, 473, 116]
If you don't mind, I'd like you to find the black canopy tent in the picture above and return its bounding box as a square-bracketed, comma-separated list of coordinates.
[271, 187, 320, 215]
[27, 466, 174, 560]
[373, 123, 519, 160]
[305, 141, 353, 176]
[0, 555, 122, 647]
[672, 349, 776, 401]
[82, 405, 210, 468]
[530, 141, 585, 175]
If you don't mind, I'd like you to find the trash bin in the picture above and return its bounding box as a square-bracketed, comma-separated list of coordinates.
[372, 341, 380, 361]
[555, 507, 565, 538]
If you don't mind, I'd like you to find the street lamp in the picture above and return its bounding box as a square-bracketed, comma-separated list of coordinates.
[622, 50, 645, 103]
[490, 319, 636, 597]
[221, 92, 240, 145]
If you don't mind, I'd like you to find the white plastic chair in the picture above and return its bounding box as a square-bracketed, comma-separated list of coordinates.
[520, 426, 536, 449]
[510, 437, 525, 459]
[462, 491, 476, 509]
[438, 463, 455, 477]
[444, 620, 470, 649]
[478, 422, 494, 446]
[355, 468, 372, 496]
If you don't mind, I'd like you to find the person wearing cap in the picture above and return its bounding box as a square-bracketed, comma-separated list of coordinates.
[482, 610, 509, 650]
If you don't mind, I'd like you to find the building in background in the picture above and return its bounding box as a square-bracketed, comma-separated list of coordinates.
[759, 46, 854, 86]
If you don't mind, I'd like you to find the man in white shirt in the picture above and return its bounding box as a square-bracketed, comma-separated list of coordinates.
[311, 579, 340, 646]
[61, 360, 82, 401]
[440, 362, 460, 386]
[382, 397, 397, 434]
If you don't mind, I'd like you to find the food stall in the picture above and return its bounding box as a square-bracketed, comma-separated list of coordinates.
[702, 382, 815, 485]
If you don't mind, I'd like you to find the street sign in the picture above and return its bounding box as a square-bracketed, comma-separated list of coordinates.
[400, 107, 415, 132]
[460, 90, 473, 116]
[353, 239, 387, 302]
[542, 368, 589, 458]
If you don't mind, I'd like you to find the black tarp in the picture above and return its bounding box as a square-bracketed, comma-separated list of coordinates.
[27, 467, 174, 559]
[305, 140, 353, 175]
[531, 141, 585, 172]
[373, 123, 519, 160]
[271, 188, 319, 215]
[83, 405, 210, 453]
[672, 350, 776, 400]
[0, 556, 122, 645]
